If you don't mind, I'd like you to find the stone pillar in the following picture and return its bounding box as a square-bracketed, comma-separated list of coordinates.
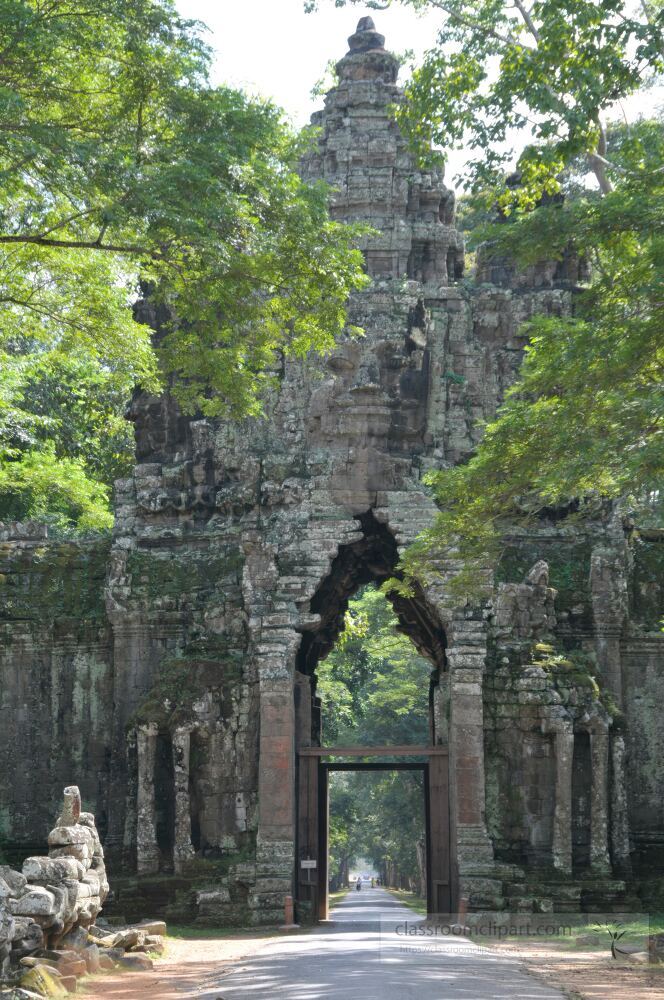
[590, 728, 611, 873]
[447, 615, 495, 894]
[136, 723, 160, 874]
[590, 539, 629, 708]
[254, 629, 300, 923]
[172, 726, 195, 873]
[122, 729, 138, 869]
[610, 732, 632, 876]
[549, 723, 574, 874]
[432, 671, 449, 746]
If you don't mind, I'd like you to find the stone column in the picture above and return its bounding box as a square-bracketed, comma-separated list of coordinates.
[122, 729, 138, 869]
[447, 615, 495, 898]
[549, 723, 574, 874]
[610, 732, 632, 876]
[432, 671, 450, 746]
[172, 726, 195, 873]
[255, 629, 300, 923]
[590, 728, 611, 873]
[136, 723, 160, 874]
[590, 540, 629, 708]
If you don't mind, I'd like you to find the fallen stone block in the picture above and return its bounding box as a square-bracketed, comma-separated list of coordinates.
[103, 947, 125, 962]
[83, 943, 100, 973]
[0, 989, 46, 999]
[0, 867, 27, 897]
[648, 932, 664, 963]
[48, 846, 91, 867]
[19, 966, 67, 997]
[110, 927, 139, 950]
[19, 959, 63, 976]
[38, 950, 80, 967]
[143, 934, 164, 955]
[621, 949, 650, 964]
[56, 927, 87, 954]
[10, 919, 44, 958]
[47, 828, 92, 849]
[117, 953, 154, 971]
[136, 920, 167, 936]
[81, 873, 100, 895]
[56, 957, 86, 978]
[97, 954, 114, 971]
[88, 932, 118, 949]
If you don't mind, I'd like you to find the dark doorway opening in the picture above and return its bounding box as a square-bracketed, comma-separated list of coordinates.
[154, 732, 175, 871]
[572, 732, 592, 869]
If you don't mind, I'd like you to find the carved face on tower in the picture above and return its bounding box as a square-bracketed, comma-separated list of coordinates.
[300, 20, 464, 506]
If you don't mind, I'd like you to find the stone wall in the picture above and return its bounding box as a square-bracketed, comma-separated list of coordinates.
[0, 16, 661, 925]
[622, 534, 664, 869]
[0, 524, 112, 861]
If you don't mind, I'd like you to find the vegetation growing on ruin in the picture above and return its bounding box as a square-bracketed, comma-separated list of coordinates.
[130, 656, 244, 729]
[530, 641, 627, 725]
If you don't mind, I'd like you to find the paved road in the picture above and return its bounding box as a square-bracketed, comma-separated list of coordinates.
[209, 887, 566, 1000]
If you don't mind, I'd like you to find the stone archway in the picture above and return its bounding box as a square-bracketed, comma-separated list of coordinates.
[290, 510, 455, 921]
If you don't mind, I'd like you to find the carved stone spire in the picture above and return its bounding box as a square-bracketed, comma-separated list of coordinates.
[347, 16, 385, 52]
[302, 18, 464, 283]
[336, 16, 399, 83]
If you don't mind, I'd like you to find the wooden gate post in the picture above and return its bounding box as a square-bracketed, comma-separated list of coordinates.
[427, 750, 453, 916]
[318, 764, 329, 920]
[296, 753, 319, 921]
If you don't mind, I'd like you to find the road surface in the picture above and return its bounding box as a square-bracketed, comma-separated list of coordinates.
[208, 886, 566, 999]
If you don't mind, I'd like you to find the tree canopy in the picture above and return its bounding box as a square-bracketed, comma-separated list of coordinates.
[0, 0, 368, 530]
[308, 0, 664, 200]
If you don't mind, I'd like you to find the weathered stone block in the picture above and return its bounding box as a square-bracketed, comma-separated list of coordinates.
[10, 888, 57, 918]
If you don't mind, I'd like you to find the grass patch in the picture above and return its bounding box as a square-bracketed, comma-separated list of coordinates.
[329, 887, 350, 908]
[386, 887, 427, 916]
[167, 924, 277, 940]
[475, 913, 664, 953]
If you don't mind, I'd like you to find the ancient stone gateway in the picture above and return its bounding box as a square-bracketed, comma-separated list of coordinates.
[0, 19, 662, 926]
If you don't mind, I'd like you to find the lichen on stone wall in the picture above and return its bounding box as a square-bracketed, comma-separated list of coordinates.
[129, 656, 244, 729]
[629, 535, 664, 630]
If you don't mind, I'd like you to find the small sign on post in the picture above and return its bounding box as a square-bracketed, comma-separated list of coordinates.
[301, 859, 317, 869]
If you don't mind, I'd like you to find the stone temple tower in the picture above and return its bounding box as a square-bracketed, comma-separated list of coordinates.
[1, 19, 661, 925]
[302, 16, 464, 284]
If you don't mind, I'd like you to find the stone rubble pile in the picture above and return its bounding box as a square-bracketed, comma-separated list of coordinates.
[0, 787, 166, 997]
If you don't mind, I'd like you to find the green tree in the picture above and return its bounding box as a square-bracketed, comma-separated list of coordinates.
[1, 1, 368, 529]
[318, 586, 431, 745]
[401, 118, 664, 595]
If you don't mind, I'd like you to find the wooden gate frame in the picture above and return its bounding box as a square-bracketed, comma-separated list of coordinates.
[296, 745, 457, 921]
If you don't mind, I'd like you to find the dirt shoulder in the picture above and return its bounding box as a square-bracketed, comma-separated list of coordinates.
[79, 929, 280, 1000]
[488, 939, 664, 1000]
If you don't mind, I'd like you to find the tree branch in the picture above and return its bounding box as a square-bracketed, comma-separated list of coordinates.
[425, 0, 519, 47]
[512, 0, 540, 41]
[0, 235, 149, 254]
[587, 121, 614, 195]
